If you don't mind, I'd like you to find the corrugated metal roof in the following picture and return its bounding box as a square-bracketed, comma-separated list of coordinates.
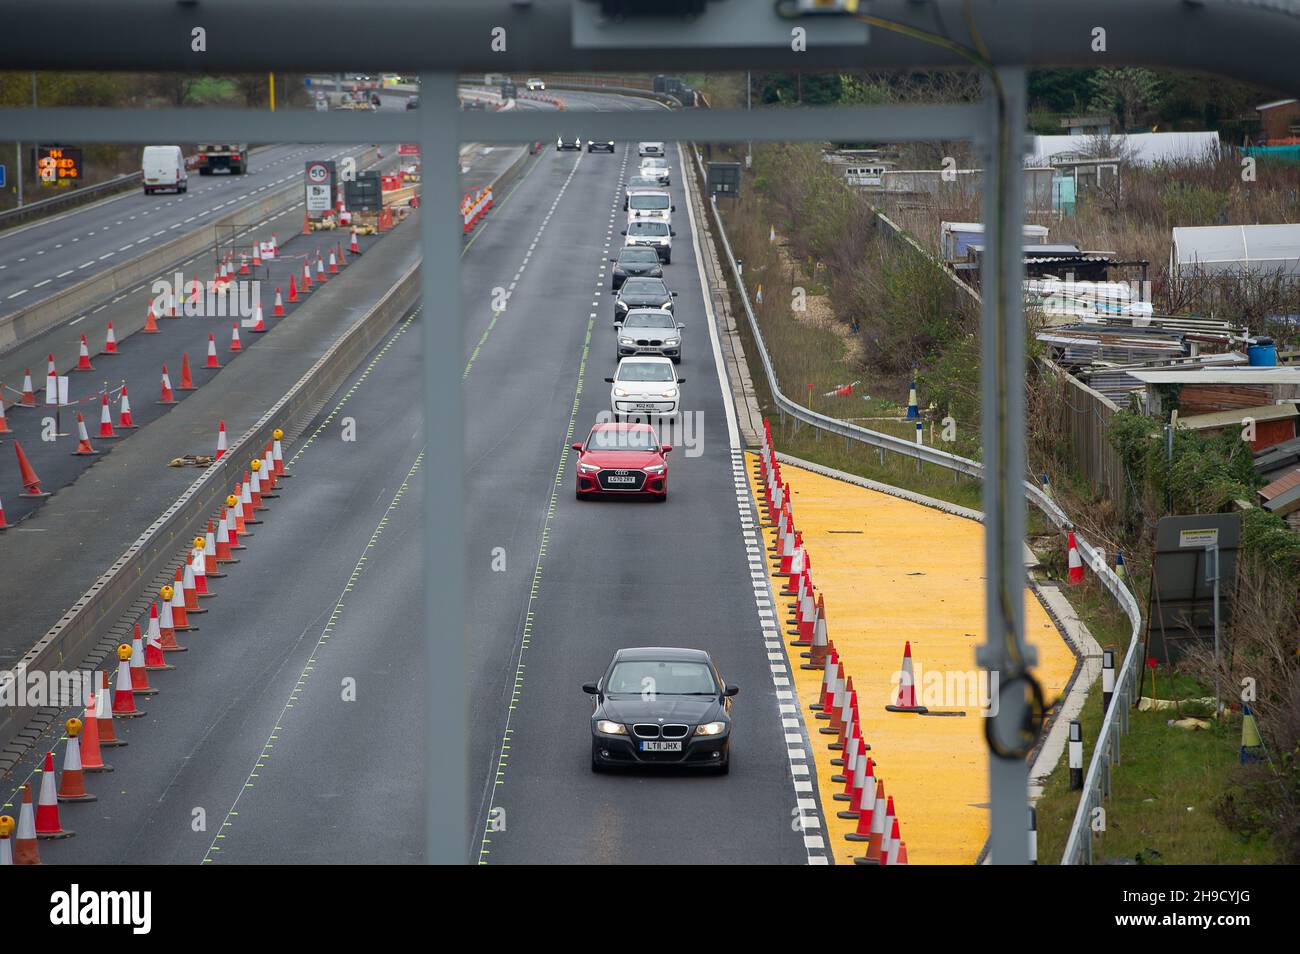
[1171, 223, 1300, 277]
[1263, 482, 1300, 517]
[1028, 132, 1221, 165]
[1130, 367, 1300, 384]
[1260, 467, 1300, 501]
[1177, 402, 1299, 430]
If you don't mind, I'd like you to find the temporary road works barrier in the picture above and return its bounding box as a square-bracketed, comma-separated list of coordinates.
[692, 145, 1143, 866]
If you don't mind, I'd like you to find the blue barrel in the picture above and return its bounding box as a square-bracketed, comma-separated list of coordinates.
[1248, 338, 1278, 366]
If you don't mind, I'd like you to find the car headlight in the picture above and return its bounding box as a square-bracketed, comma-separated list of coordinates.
[644, 464, 665, 474]
[578, 461, 600, 473]
[664, 338, 679, 347]
[595, 720, 627, 735]
[556, 138, 562, 146]
[613, 387, 628, 397]
[662, 387, 678, 399]
[618, 337, 634, 345]
[694, 721, 726, 736]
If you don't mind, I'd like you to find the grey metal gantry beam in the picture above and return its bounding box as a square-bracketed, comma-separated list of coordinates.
[0, 0, 1297, 94]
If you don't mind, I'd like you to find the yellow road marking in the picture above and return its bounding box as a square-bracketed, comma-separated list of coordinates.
[745, 453, 1074, 864]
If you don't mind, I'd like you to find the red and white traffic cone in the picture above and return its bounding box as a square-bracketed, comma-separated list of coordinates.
[111, 643, 144, 718]
[248, 300, 267, 333]
[183, 561, 206, 615]
[216, 508, 237, 564]
[812, 648, 839, 715]
[273, 287, 285, 317]
[14, 440, 51, 498]
[35, 751, 73, 839]
[226, 492, 248, 550]
[0, 397, 14, 434]
[18, 369, 37, 407]
[96, 393, 117, 439]
[56, 719, 96, 803]
[13, 785, 41, 863]
[155, 589, 185, 653]
[74, 334, 94, 371]
[102, 322, 119, 355]
[1067, 530, 1085, 585]
[129, 622, 157, 695]
[165, 577, 192, 640]
[71, 412, 98, 456]
[117, 385, 137, 428]
[846, 779, 885, 851]
[241, 473, 261, 525]
[215, 420, 228, 460]
[0, 495, 8, 531]
[142, 303, 161, 333]
[79, 694, 109, 773]
[838, 748, 876, 821]
[301, 260, 312, 292]
[327, 249, 338, 274]
[158, 364, 177, 404]
[886, 641, 929, 713]
[205, 333, 222, 369]
[260, 445, 279, 497]
[350, 228, 360, 257]
[95, 671, 124, 747]
[229, 323, 243, 353]
[287, 275, 299, 303]
[204, 521, 224, 579]
[272, 427, 289, 478]
[192, 536, 214, 597]
[148, 597, 177, 667]
[178, 351, 197, 390]
[316, 252, 327, 284]
[800, 595, 829, 670]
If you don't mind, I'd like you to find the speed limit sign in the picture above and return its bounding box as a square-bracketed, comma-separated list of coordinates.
[304, 160, 336, 215]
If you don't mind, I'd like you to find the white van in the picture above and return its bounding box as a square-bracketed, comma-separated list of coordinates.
[142, 145, 188, 195]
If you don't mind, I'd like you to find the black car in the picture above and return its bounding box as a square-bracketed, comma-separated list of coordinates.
[615, 276, 676, 323]
[405, 95, 420, 110]
[610, 246, 664, 290]
[587, 139, 616, 153]
[556, 136, 583, 151]
[584, 647, 737, 773]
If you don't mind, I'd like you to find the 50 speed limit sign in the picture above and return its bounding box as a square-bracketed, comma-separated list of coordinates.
[304, 160, 335, 214]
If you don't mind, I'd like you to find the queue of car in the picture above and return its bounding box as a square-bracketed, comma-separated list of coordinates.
[574, 145, 739, 774]
[570, 142, 687, 505]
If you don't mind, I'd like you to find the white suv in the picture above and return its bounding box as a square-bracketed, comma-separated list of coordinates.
[638, 141, 665, 157]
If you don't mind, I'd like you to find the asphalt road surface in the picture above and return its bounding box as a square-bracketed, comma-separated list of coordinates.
[5, 89, 814, 864]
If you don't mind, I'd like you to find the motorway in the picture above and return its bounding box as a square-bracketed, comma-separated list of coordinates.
[2, 85, 817, 864]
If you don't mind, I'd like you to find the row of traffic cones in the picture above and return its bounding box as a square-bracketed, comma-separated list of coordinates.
[1, 430, 292, 864]
[753, 418, 910, 865]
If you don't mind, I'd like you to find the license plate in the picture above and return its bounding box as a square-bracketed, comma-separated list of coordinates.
[634, 402, 659, 410]
[605, 474, 637, 485]
[641, 740, 682, 752]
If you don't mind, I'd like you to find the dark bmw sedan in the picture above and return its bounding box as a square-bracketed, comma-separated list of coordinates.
[610, 246, 664, 290]
[614, 276, 676, 323]
[584, 647, 738, 773]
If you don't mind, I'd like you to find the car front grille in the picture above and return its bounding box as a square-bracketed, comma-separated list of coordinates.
[661, 724, 689, 739]
[597, 469, 647, 491]
[633, 338, 665, 346]
[632, 724, 660, 739]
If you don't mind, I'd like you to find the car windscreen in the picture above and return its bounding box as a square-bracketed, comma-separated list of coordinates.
[630, 194, 670, 210]
[627, 177, 659, 190]
[618, 248, 660, 264]
[627, 221, 668, 236]
[587, 428, 658, 452]
[641, 158, 667, 169]
[621, 279, 667, 296]
[606, 661, 717, 695]
[622, 312, 674, 330]
[617, 362, 676, 383]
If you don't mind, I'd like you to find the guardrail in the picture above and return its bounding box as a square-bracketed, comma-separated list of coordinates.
[691, 146, 1143, 865]
[0, 173, 144, 231]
